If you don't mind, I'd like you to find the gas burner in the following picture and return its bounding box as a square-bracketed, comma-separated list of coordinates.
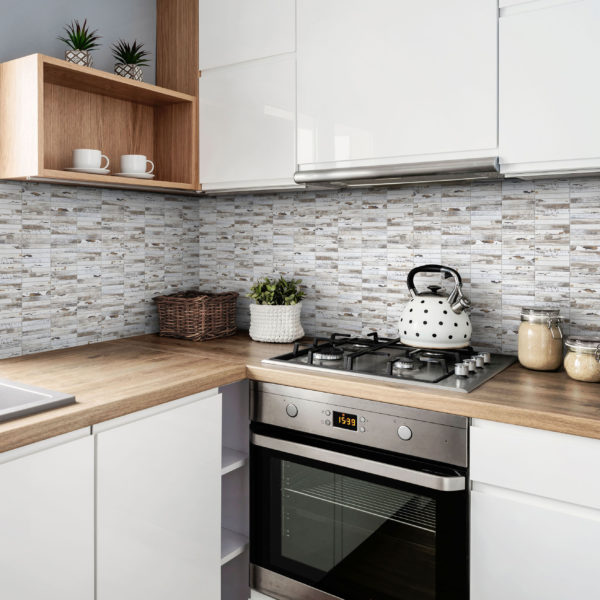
[348, 343, 372, 350]
[313, 347, 344, 361]
[392, 357, 420, 373]
[418, 351, 447, 360]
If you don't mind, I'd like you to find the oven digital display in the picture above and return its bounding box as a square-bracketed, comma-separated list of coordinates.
[333, 411, 357, 431]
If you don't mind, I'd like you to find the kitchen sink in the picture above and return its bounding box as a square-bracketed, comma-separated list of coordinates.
[0, 379, 75, 422]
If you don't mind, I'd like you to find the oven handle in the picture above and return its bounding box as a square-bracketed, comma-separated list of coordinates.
[252, 433, 465, 492]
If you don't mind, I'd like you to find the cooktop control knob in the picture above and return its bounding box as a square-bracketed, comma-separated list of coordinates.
[286, 404, 298, 418]
[455, 362, 469, 377]
[397, 425, 413, 441]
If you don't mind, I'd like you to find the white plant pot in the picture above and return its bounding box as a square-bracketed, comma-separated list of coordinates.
[249, 303, 304, 343]
[114, 63, 144, 81]
[65, 49, 93, 67]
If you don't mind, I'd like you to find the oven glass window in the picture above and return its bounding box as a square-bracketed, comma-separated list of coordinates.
[281, 459, 436, 598]
[251, 432, 473, 600]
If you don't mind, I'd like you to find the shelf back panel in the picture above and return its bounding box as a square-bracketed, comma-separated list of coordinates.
[44, 82, 156, 178]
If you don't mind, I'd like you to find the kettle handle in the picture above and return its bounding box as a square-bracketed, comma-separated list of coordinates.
[407, 264, 463, 297]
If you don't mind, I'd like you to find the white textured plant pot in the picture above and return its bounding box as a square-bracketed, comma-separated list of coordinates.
[65, 49, 92, 67]
[249, 303, 304, 343]
[114, 63, 143, 81]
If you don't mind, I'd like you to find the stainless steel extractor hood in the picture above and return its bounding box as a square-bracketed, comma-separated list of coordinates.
[294, 156, 501, 188]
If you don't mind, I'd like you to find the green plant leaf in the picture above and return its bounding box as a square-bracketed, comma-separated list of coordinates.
[247, 275, 305, 305]
[58, 19, 101, 51]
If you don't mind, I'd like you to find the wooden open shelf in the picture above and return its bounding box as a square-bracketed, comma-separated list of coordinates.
[0, 54, 198, 191]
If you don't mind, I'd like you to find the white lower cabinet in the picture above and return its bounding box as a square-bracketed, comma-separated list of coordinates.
[471, 488, 600, 600]
[470, 419, 600, 600]
[95, 391, 222, 600]
[0, 429, 94, 600]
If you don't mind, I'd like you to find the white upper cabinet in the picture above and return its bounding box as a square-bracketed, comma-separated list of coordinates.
[199, 0, 295, 70]
[297, 0, 498, 170]
[500, 0, 600, 174]
[95, 392, 222, 600]
[0, 430, 94, 600]
[200, 53, 297, 191]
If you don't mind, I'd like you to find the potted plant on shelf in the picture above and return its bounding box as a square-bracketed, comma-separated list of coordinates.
[58, 19, 101, 67]
[111, 39, 151, 82]
[248, 276, 305, 343]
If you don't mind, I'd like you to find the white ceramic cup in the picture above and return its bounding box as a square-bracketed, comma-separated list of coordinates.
[72, 149, 109, 170]
[120, 154, 154, 174]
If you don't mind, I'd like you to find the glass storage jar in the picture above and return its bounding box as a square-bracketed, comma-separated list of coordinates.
[564, 338, 600, 383]
[517, 307, 563, 371]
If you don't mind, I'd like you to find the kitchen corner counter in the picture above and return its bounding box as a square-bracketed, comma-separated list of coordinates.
[1, 332, 600, 452]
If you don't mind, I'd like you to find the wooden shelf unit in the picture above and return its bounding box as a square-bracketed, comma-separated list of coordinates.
[0, 54, 198, 191]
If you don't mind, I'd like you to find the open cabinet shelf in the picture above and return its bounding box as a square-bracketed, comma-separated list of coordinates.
[221, 527, 249, 566]
[0, 54, 198, 191]
[222, 447, 248, 476]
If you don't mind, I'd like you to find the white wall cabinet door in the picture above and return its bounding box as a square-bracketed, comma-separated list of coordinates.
[471, 488, 600, 600]
[199, 0, 295, 70]
[500, 0, 600, 174]
[200, 54, 297, 191]
[0, 430, 94, 600]
[297, 0, 498, 171]
[95, 391, 222, 600]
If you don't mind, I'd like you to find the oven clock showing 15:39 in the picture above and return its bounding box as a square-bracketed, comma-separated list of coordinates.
[333, 411, 357, 431]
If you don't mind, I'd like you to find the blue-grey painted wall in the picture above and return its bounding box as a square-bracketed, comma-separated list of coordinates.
[1, 0, 156, 83]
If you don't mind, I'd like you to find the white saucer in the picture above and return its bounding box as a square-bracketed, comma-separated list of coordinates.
[65, 167, 111, 175]
[115, 172, 155, 180]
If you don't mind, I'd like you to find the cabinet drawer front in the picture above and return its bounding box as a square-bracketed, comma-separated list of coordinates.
[470, 420, 600, 510]
[471, 489, 600, 600]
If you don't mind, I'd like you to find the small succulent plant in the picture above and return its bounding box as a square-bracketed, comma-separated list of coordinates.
[248, 276, 305, 306]
[111, 39, 151, 66]
[58, 19, 101, 51]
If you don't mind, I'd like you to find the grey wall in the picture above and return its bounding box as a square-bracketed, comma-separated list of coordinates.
[1, 0, 156, 83]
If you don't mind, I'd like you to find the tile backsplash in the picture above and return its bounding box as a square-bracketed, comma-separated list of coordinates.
[198, 178, 600, 353]
[0, 181, 199, 358]
[1, 177, 599, 359]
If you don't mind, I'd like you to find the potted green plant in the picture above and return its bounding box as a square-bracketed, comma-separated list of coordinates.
[248, 276, 305, 343]
[111, 39, 151, 82]
[58, 19, 101, 67]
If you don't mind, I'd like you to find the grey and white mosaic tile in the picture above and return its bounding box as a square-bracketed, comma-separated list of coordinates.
[1, 177, 600, 359]
[198, 179, 600, 354]
[0, 181, 200, 358]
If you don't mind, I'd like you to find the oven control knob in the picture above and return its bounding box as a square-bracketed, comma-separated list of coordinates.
[286, 404, 298, 418]
[397, 425, 413, 441]
[325, 410, 331, 416]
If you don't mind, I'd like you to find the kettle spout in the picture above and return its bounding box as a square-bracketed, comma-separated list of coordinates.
[451, 295, 471, 314]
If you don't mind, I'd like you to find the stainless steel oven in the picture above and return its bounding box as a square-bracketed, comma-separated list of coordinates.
[250, 383, 469, 600]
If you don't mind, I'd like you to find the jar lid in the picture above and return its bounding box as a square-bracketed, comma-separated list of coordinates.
[520, 307, 561, 322]
[565, 337, 600, 355]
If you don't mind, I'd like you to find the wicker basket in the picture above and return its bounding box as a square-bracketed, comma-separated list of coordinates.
[153, 291, 238, 341]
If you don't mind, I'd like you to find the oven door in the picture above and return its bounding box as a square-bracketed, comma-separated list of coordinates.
[251, 425, 468, 600]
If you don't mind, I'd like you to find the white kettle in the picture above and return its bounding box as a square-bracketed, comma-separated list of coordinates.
[400, 264, 472, 349]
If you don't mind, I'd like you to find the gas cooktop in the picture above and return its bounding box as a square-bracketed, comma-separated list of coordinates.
[262, 332, 516, 393]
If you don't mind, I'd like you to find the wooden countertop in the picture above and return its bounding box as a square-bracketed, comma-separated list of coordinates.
[0, 333, 599, 452]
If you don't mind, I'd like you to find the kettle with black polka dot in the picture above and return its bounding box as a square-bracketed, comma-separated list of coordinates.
[400, 264, 472, 349]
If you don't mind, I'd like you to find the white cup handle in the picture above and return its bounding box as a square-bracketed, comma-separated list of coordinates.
[146, 160, 154, 174]
[101, 154, 110, 170]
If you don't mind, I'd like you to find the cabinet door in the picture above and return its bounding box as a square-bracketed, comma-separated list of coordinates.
[96, 392, 222, 600]
[297, 0, 498, 170]
[199, 0, 295, 69]
[500, 0, 600, 174]
[0, 430, 94, 600]
[200, 54, 297, 190]
[471, 488, 600, 600]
